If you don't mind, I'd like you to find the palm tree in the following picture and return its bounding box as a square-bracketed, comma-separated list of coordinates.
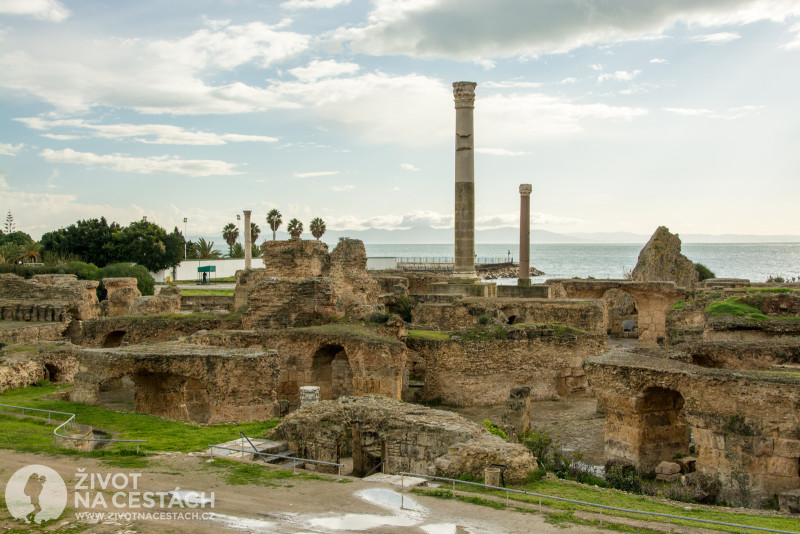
[229, 242, 245, 258]
[310, 217, 326, 240]
[251, 243, 262, 258]
[287, 218, 303, 240]
[194, 238, 222, 259]
[222, 223, 239, 256]
[266, 209, 282, 241]
[17, 241, 42, 263]
[250, 222, 261, 244]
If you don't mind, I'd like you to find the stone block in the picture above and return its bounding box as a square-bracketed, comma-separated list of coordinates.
[656, 473, 682, 482]
[773, 438, 800, 458]
[656, 461, 681, 475]
[779, 489, 800, 513]
[675, 457, 696, 474]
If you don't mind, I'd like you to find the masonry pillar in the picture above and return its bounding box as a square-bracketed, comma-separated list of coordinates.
[518, 184, 532, 286]
[243, 210, 252, 270]
[453, 81, 477, 279]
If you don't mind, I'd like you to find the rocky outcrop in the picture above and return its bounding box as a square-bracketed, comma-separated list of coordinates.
[269, 396, 536, 482]
[261, 239, 330, 279]
[0, 273, 99, 321]
[101, 278, 140, 317]
[329, 238, 380, 317]
[631, 226, 699, 289]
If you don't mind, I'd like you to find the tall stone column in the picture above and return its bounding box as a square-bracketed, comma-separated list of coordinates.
[453, 81, 478, 279]
[518, 184, 532, 285]
[243, 210, 252, 270]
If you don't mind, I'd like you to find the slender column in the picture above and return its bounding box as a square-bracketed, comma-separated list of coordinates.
[518, 184, 532, 285]
[453, 81, 477, 278]
[243, 210, 252, 269]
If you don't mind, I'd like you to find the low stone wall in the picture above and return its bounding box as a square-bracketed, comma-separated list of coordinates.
[412, 297, 605, 333]
[0, 341, 78, 392]
[406, 325, 606, 406]
[79, 314, 242, 347]
[586, 349, 800, 507]
[70, 343, 280, 423]
[188, 325, 407, 407]
[268, 396, 536, 482]
[180, 294, 234, 312]
[0, 322, 68, 344]
[0, 273, 99, 322]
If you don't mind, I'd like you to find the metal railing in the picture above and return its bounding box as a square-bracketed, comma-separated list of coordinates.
[0, 403, 147, 453]
[396, 257, 511, 272]
[398, 472, 800, 534]
[207, 444, 344, 475]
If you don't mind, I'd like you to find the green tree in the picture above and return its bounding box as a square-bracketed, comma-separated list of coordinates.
[310, 217, 326, 240]
[16, 240, 42, 263]
[287, 218, 303, 239]
[251, 243, 262, 258]
[229, 242, 245, 258]
[0, 230, 34, 247]
[113, 220, 184, 272]
[222, 223, 239, 256]
[4, 210, 15, 233]
[266, 209, 282, 241]
[250, 222, 261, 244]
[40, 217, 120, 266]
[193, 238, 222, 259]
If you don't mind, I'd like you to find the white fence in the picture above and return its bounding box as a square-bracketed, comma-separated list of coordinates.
[153, 257, 399, 282]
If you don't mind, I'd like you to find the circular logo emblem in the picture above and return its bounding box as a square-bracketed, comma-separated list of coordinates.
[4, 465, 67, 524]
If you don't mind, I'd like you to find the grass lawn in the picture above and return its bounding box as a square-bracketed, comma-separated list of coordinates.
[180, 289, 235, 297]
[0, 383, 278, 457]
[415, 479, 800, 533]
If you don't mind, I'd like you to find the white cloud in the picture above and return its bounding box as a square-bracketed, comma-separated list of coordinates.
[39, 148, 241, 176]
[332, 0, 800, 60]
[0, 142, 24, 156]
[664, 107, 712, 116]
[598, 70, 642, 82]
[473, 58, 496, 70]
[0, 0, 70, 22]
[16, 118, 278, 145]
[289, 59, 361, 82]
[484, 81, 541, 89]
[650, 58, 668, 64]
[400, 163, 419, 171]
[331, 184, 355, 192]
[590, 64, 605, 71]
[560, 77, 578, 84]
[665, 105, 764, 119]
[281, 0, 350, 9]
[326, 209, 582, 232]
[293, 170, 340, 178]
[41, 133, 82, 140]
[691, 32, 741, 44]
[781, 22, 800, 49]
[476, 148, 530, 156]
[0, 21, 309, 114]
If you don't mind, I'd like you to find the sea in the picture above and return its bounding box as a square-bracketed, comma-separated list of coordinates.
[363, 243, 800, 284]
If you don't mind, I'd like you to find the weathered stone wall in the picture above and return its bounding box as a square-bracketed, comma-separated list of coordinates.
[406, 325, 605, 406]
[100, 277, 140, 317]
[268, 396, 536, 482]
[132, 294, 181, 315]
[70, 343, 281, 423]
[679, 340, 800, 370]
[0, 341, 78, 392]
[79, 314, 242, 347]
[261, 239, 331, 279]
[412, 297, 605, 334]
[329, 238, 380, 316]
[181, 294, 233, 312]
[187, 325, 407, 406]
[586, 349, 800, 507]
[0, 273, 99, 321]
[0, 322, 68, 344]
[241, 278, 337, 329]
[631, 226, 699, 289]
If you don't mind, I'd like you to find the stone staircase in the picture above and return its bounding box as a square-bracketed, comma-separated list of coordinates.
[208, 438, 296, 465]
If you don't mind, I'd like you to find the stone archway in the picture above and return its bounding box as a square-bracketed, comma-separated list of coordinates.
[102, 330, 127, 348]
[310, 344, 353, 400]
[629, 387, 690, 473]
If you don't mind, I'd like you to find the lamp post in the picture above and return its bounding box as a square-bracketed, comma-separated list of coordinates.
[236, 214, 241, 242]
[183, 217, 188, 259]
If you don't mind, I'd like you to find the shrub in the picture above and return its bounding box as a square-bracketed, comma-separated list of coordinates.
[67, 261, 101, 281]
[605, 465, 642, 493]
[519, 428, 553, 469]
[482, 419, 508, 441]
[99, 263, 155, 297]
[397, 296, 412, 322]
[477, 315, 490, 325]
[694, 262, 716, 281]
[366, 312, 390, 324]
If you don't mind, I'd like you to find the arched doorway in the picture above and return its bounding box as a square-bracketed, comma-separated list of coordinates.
[634, 387, 690, 472]
[102, 330, 127, 348]
[310, 344, 353, 400]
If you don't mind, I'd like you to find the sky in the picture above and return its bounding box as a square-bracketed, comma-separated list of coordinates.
[0, 0, 799, 244]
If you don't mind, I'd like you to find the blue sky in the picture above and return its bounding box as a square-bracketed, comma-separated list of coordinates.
[1, 0, 799, 243]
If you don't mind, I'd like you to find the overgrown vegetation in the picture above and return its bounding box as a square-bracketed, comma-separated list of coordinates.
[397, 296, 413, 322]
[482, 419, 508, 441]
[705, 297, 767, 321]
[180, 289, 235, 297]
[694, 262, 716, 281]
[406, 329, 451, 341]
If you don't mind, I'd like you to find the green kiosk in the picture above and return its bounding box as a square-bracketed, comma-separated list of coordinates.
[197, 265, 216, 284]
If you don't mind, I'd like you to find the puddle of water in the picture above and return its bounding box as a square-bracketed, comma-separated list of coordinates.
[356, 488, 425, 513]
[169, 490, 214, 506]
[421, 524, 458, 534]
[207, 512, 278, 531]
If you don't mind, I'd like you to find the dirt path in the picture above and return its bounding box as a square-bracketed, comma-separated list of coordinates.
[0, 449, 603, 533]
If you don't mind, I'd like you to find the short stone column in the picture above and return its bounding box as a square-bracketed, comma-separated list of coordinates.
[484, 466, 501, 487]
[243, 210, 252, 270]
[453, 81, 477, 279]
[299, 386, 320, 408]
[518, 184, 532, 286]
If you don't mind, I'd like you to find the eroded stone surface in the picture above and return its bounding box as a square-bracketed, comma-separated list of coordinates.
[101, 278, 141, 317]
[631, 226, 699, 289]
[0, 273, 99, 322]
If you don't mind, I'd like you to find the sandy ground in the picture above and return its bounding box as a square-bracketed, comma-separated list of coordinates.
[0, 449, 603, 533]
